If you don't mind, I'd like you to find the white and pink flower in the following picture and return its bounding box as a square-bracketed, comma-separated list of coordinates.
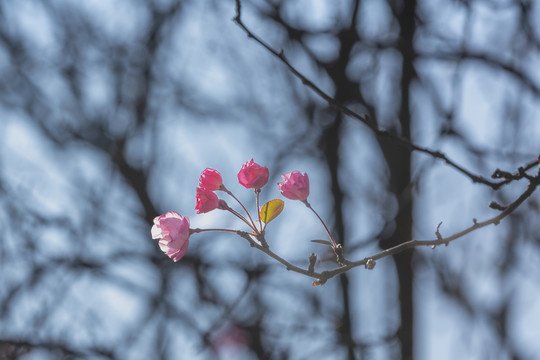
[151, 211, 190, 262]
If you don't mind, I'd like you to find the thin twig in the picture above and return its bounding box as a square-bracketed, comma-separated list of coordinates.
[232, 0, 540, 285]
[317, 174, 539, 282]
[235, 172, 539, 284]
[236, 231, 324, 278]
[232, 0, 534, 190]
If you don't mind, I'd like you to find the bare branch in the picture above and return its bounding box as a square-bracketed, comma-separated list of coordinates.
[235, 168, 539, 284]
[233, 0, 529, 190]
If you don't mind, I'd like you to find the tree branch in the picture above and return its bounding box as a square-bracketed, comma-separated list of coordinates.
[235, 169, 540, 285]
[232, 0, 527, 190]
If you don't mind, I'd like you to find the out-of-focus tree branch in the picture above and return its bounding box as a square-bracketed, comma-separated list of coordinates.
[234, 0, 534, 191]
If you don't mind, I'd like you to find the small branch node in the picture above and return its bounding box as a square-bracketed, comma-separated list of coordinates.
[489, 201, 507, 211]
[237, 230, 256, 247]
[236, 230, 249, 239]
[313, 272, 330, 286]
[491, 168, 512, 179]
[365, 258, 376, 270]
[334, 244, 350, 266]
[308, 253, 317, 273]
[434, 222, 449, 246]
[435, 222, 443, 240]
[256, 233, 269, 248]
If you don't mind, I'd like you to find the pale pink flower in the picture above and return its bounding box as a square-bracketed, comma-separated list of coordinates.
[199, 168, 223, 191]
[210, 324, 250, 353]
[278, 171, 310, 201]
[237, 159, 269, 189]
[151, 211, 190, 262]
[195, 187, 220, 213]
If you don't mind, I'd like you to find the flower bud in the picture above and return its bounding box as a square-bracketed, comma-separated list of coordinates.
[195, 187, 220, 213]
[365, 258, 376, 270]
[237, 159, 269, 189]
[199, 168, 223, 191]
[151, 211, 190, 261]
[278, 171, 309, 201]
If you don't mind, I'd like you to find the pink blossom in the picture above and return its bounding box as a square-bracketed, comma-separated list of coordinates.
[199, 168, 223, 191]
[151, 211, 190, 262]
[195, 187, 220, 213]
[237, 159, 269, 189]
[210, 324, 250, 353]
[278, 171, 310, 201]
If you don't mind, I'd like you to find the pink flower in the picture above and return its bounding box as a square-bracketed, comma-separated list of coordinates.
[151, 211, 190, 262]
[210, 324, 250, 353]
[237, 159, 269, 189]
[278, 171, 309, 201]
[195, 187, 220, 213]
[199, 168, 223, 191]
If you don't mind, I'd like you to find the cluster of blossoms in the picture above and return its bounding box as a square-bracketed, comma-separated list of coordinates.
[151, 159, 318, 263]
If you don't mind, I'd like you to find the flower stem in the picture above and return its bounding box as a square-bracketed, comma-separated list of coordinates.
[255, 188, 263, 231]
[219, 201, 258, 233]
[190, 228, 238, 234]
[303, 200, 337, 249]
[222, 186, 259, 233]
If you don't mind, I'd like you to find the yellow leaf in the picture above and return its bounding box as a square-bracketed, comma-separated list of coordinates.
[260, 199, 284, 224]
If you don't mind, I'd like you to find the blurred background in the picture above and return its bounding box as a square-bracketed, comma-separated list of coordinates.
[1, 0, 540, 359]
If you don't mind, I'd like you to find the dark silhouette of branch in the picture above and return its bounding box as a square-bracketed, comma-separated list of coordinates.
[233, 0, 526, 191]
[0, 338, 116, 360]
[419, 49, 540, 98]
